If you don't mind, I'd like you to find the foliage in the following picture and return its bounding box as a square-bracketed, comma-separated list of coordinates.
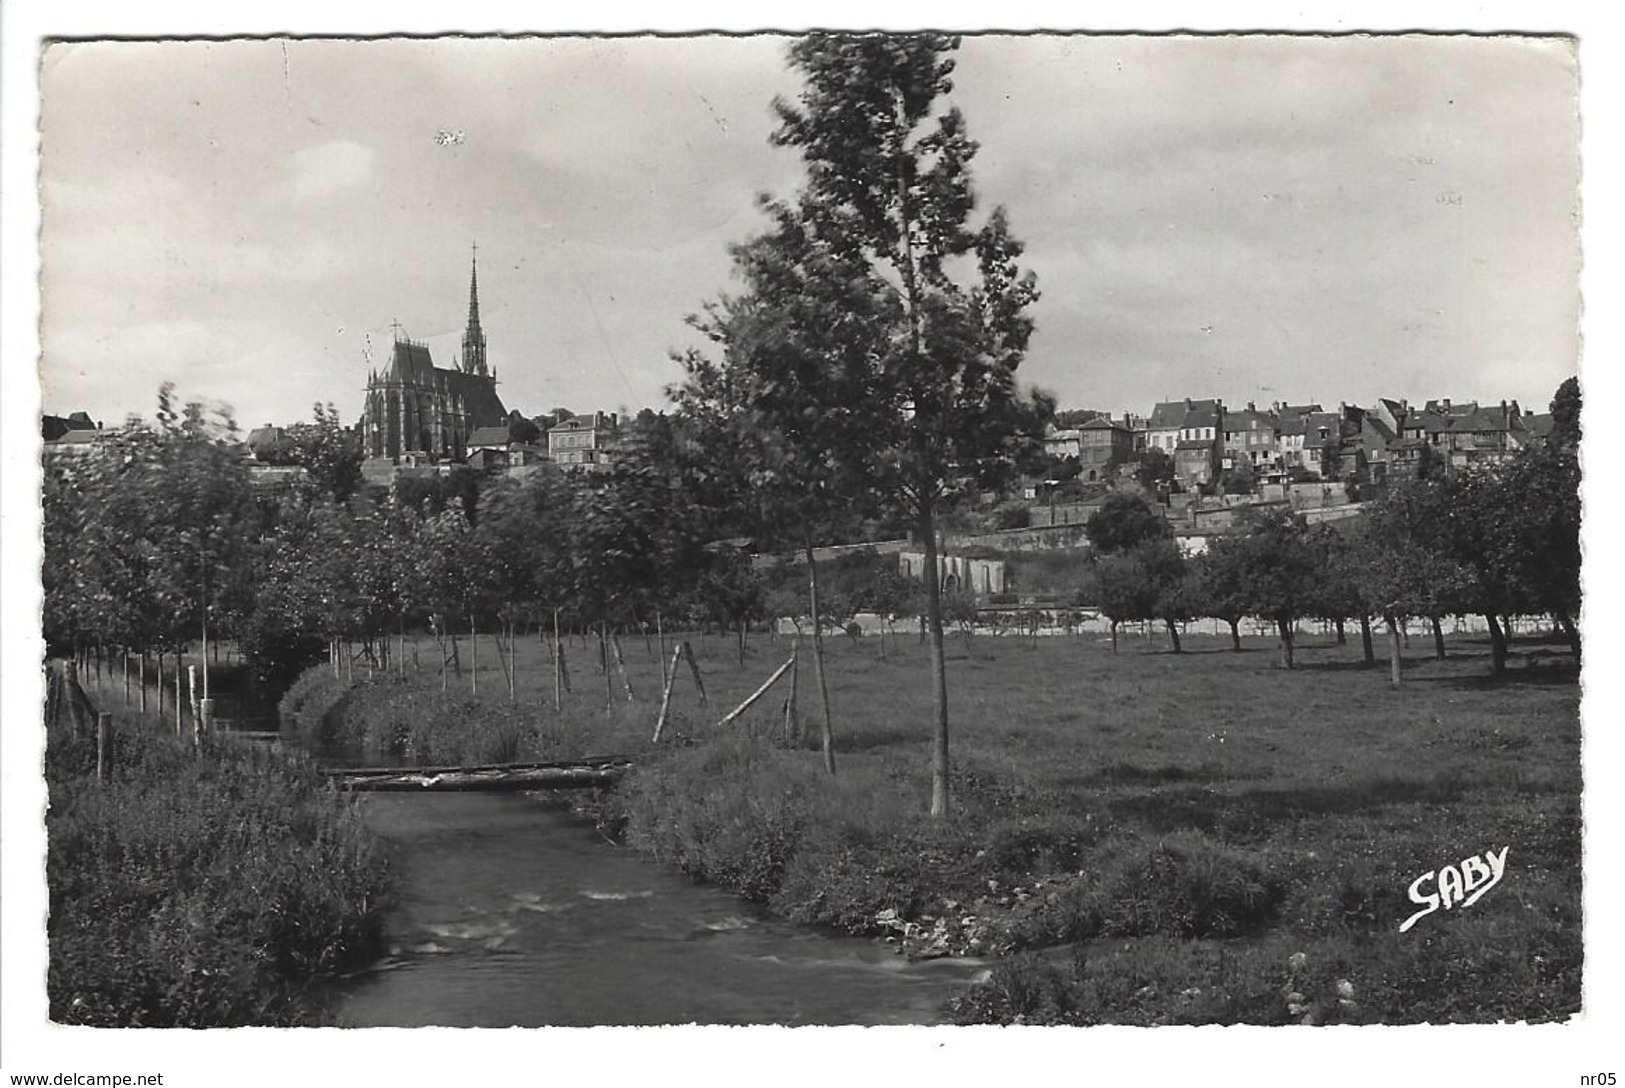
[1084, 491, 1168, 554]
[989, 500, 1031, 530]
[1226, 508, 1320, 667]
[47, 706, 388, 1026]
[1134, 448, 1175, 491]
[284, 402, 362, 503]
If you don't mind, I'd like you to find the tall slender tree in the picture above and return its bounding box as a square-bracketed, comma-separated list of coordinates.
[677, 34, 1051, 814]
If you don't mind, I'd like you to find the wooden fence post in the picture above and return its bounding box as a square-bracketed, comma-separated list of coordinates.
[553, 608, 563, 711]
[188, 663, 201, 746]
[682, 641, 709, 707]
[611, 635, 636, 702]
[657, 608, 669, 690]
[97, 712, 111, 784]
[783, 637, 801, 742]
[652, 643, 685, 743]
[718, 654, 797, 726]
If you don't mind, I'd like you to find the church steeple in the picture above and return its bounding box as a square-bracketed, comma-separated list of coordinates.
[462, 243, 488, 377]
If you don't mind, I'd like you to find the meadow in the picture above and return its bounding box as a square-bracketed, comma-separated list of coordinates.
[284, 618, 1582, 1025]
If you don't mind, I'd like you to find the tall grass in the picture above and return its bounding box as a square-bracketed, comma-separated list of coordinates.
[47, 701, 390, 1026]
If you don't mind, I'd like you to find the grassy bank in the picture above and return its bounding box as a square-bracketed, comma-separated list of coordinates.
[48, 673, 391, 1027]
[294, 621, 1581, 1024]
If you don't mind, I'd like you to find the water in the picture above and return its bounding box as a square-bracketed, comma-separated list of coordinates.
[336, 792, 985, 1026]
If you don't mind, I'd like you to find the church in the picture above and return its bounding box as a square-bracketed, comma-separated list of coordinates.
[360, 251, 509, 465]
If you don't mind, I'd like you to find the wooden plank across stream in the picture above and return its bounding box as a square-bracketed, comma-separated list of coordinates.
[323, 756, 633, 792]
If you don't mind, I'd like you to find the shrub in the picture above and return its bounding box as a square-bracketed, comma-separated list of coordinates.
[1092, 833, 1284, 939]
[47, 712, 390, 1026]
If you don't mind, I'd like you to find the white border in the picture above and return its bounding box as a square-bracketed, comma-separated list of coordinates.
[4, 4, 1618, 1085]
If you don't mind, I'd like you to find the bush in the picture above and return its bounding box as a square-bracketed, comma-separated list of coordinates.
[990, 502, 1031, 530]
[47, 711, 390, 1026]
[1092, 833, 1285, 939]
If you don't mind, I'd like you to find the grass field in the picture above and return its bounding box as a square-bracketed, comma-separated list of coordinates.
[286, 619, 1582, 1025]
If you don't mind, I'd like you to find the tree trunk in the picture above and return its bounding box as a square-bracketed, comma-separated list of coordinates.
[139, 651, 147, 713]
[784, 635, 802, 742]
[1164, 618, 1182, 653]
[737, 624, 746, 668]
[1430, 616, 1446, 660]
[1485, 613, 1508, 676]
[1552, 606, 1581, 662]
[1385, 614, 1403, 687]
[1333, 617, 1346, 645]
[601, 625, 614, 712]
[1277, 618, 1296, 669]
[1228, 618, 1241, 652]
[805, 540, 836, 776]
[919, 502, 950, 818]
[1110, 619, 1119, 654]
[1359, 614, 1375, 668]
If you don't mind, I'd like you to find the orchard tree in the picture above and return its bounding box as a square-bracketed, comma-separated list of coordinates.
[1231, 508, 1320, 668]
[677, 33, 1053, 812]
[1190, 538, 1251, 651]
[1085, 491, 1168, 555]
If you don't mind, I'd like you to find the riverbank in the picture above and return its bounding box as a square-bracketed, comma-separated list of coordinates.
[284, 625, 1581, 1025]
[47, 667, 391, 1026]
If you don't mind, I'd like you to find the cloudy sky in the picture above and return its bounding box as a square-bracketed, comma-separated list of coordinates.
[40, 33, 1579, 430]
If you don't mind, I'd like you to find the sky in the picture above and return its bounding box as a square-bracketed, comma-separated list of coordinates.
[37, 32, 1582, 431]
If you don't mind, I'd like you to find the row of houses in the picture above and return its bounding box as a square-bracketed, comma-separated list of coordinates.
[40, 408, 626, 484]
[1043, 395, 1551, 491]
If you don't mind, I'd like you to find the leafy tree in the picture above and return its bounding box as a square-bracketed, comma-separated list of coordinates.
[1140, 538, 1194, 652]
[1230, 508, 1319, 668]
[285, 403, 362, 503]
[1190, 539, 1251, 651]
[1085, 491, 1167, 554]
[506, 409, 542, 446]
[1220, 458, 1256, 496]
[1092, 550, 1155, 653]
[1135, 448, 1175, 491]
[677, 33, 1053, 813]
[1549, 376, 1580, 450]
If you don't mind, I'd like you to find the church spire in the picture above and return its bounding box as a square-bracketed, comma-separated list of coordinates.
[462, 243, 488, 377]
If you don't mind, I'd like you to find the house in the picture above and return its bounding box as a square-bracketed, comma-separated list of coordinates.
[1359, 411, 1399, 481]
[1276, 414, 1310, 475]
[1220, 403, 1278, 474]
[41, 410, 99, 442]
[1043, 426, 1083, 460]
[1077, 416, 1134, 481]
[1439, 401, 1527, 468]
[464, 424, 514, 471]
[547, 411, 620, 471]
[41, 427, 107, 459]
[1174, 438, 1220, 488]
[1147, 398, 1222, 455]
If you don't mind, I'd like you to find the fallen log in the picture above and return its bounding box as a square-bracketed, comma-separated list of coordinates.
[325, 756, 633, 792]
